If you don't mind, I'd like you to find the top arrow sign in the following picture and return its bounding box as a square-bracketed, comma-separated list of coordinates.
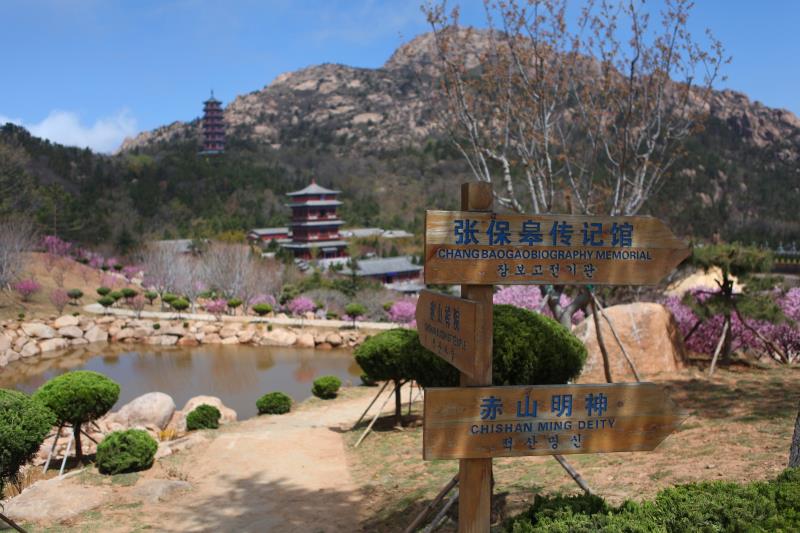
[424, 211, 689, 286]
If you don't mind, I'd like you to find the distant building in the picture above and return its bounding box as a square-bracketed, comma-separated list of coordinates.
[200, 91, 225, 154]
[341, 228, 384, 239]
[340, 256, 422, 284]
[282, 180, 348, 260]
[247, 227, 290, 245]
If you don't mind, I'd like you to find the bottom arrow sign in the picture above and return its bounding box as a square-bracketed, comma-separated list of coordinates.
[423, 382, 687, 460]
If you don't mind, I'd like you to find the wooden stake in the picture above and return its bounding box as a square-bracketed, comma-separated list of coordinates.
[354, 383, 398, 448]
[592, 293, 642, 382]
[424, 489, 459, 533]
[458, 182, 493, 533]
[590, 297, 613, 383]
[350, 380, 390, 431]
[708, 318, 730, 377]
[552, 455, 594, 494]
[404, 474, 459, 533]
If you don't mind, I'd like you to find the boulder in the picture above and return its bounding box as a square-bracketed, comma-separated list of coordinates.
[204, 333, 223, 344]
[325, 333, 343, 346]
[70, 338, 89, 346]
[58, 325, 84, 339]
[54, 315, 80, 328]
[115, 392, 176, 430]
[295, 332, 315, 348]
[219, 324, 241, 338]
[2, 476, 111, 525]
[161, 335, 179, 346]
[115, 327, 148, 341]
[201, 324, 220, 334]
[169, 395, 237, 433]
[317, 342, 333, 350]
[220, 336, 239, 345]
[0, 333, 10, 352]
[178, 335, 200, 347]
[21, 322, 56, 339]
[130, 479, 191, 504]
[5, 350, 20, 363]
[237, 328, 256, 343]
[573, 302, 687, 383]
[259, 328, 297, 346]
[39, 338, 68, 353]
[84, 325, 108, 343]
[13, 336, 27, 352]
[20, 341, 40, 358]
[163, 325, 186, 337]
[0, 353, 7, 368]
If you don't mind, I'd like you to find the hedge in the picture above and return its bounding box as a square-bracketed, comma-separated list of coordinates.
[256, 392, 292, 415]
[0, 390, 56, 494]
[186, 404, 220, 430]
[96, 429, 158, 475]
[312, 376, 342, 399]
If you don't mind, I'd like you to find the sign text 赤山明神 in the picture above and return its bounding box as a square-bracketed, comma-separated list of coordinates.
[424, 211, 690, 286]
[423, 383, 686, 460]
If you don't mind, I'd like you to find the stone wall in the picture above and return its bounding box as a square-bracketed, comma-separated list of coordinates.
[0, 314, 368, 369]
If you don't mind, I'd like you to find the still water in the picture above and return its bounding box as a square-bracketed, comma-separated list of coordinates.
[0, 344, 362, 418]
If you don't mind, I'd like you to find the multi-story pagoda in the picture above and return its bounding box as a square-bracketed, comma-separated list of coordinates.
[200, 91, 225, 154]
[282, 180, 348, 260]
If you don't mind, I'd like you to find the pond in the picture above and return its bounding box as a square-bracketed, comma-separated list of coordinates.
[0, 344, 362, 418]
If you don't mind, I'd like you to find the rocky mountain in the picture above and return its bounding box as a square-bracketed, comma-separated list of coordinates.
[3, 30, 799, 248]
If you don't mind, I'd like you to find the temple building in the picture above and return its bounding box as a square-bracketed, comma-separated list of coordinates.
[200, 91, 225, 154]
[282, 180, 348, 260]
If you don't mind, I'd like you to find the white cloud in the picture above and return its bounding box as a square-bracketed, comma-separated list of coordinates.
[0, 109, 137, 154]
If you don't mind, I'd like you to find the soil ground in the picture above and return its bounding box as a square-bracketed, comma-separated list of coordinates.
[10, 365, 800, 532]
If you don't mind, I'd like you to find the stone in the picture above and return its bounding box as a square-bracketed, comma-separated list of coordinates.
[325, 333, 343, 346]
[13, 336, 27, 352]
[317, 342, 333, 350]
[295, 332, 315, 348]
[20, 341, 40, 358]
[574, 302, 687, 383]
[115, 392, 176, 430]
[259, 328, 297, 346]
[0, 333, 10, 352]
[304, 311, 316, 320]
[201, 324, 220, 334]
[39, 338, 68, 353]
[178, 335, 200, 347]
[70, 338, 89, 346]
[0, 353, 7, 368]
[54, 315, 80, 328]
[58, 325, 84, 338]
[96, 316, 115, 324]
[220, 336, 239, 345]
[115, 327, 148, 341]
[237, 328, 256, 343]
[5, 350, 20, 363]
[204, 333, 222, 344]
[164, 325, 186, 337]
[130, 480, 191, 504]
[84, 325, 108, 343]
[20, 322, 56, 339]
[2, 476, 111, 525]
[219, 324, 241, 338]
[182, 395, 237, 424]
[161, 335, 179, 346]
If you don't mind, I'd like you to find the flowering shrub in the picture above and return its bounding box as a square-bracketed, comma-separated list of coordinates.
[388, 299, 416, 324]
[122, 265, 141, 282]
[42, 235, 72, 257]
[204, 299, 228, 316]
[493, 286, 585, 324]
[49, 289, 70, 313]
[288, 296, 315, 316]
[13, 279, 41, 301]
[130, 295, 147, 318]
[89, 256, 104, 270]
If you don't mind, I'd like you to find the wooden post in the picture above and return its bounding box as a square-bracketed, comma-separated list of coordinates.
[458, 182, 493, 533]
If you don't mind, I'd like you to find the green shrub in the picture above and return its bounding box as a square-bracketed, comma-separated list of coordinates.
[34, 371, 119, 461]
[312, 376, 341, 399]
[503, 468, 800, 532]
[252, 303, 272, 316]
[120, 288, 137, 299]
[171, 298, 190, 313]
[345, 303, 366, 326]
[67, 289, 83, 301]
[0, 390, 56, 494]
[96, 286, 111, 297]
[186, 404, 220, 430]
[144, 291, 158, 304]
[153, 323, 161, 330]
[256, 392, 292, 415]
[326, 311, 339, 319]
[109, 290, 124, 301]
[227, 298, 243, 310]
[112, 263, 123, 272]
[98, 296, 115, 308]
[162, 293, 178, 304]
[95, 429, 157, 475]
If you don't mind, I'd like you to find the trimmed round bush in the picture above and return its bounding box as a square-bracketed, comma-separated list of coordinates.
[121, 288, 137, 299]
[256, 392, 292, 415]
[252, 303, 273, 316]
[0, 390, 56, 494]
[95, 429, 158, 475]
[186, 404, 220, 430]
[98, 296, 115, 308]
[171, 298, 190, 312]
[227, 298, 243, 310]
[34, 371, 119, 460]
[67, 288, 83, 301]
[162, 293, 178, 304]
[312, 376, 342, 399]
[345, 302, 366, 319]
[109, 290, 124, 301]
[144, 291, 158, 304]
[96, 286, 111, 297]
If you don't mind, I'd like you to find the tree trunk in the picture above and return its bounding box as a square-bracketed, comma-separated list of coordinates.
[394, 380, 403, 427]
[721, 312, 733, 362]
[73, 423, 83, 463]
[790, 403, 800, 468]
[590, 299, 613, 383]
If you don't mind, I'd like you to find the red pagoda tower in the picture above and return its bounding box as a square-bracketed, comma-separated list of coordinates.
[282, 180, 348, 260]
[201, 91, 225, 154]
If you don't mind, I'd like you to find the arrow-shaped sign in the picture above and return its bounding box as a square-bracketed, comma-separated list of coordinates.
[424, 211, 690, 285]
[423, 382, 687, 460]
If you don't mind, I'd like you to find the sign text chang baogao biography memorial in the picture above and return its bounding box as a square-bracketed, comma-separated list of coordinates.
[424, 211, 690, 286]
[415, 289, 483, 379]
[424, 383, 687, 460]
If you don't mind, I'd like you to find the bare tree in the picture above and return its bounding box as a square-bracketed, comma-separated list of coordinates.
[175, 255, 206, 312]
[0, 218, 36, 290]
[203, 244, 254, 300]
[140, 243, 182, 307]
[241, 259, 284, 311]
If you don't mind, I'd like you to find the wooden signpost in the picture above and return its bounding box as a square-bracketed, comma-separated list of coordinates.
[416, 289, 483, 379]
[424, 382, 687, 460]
[416, 183, 691, 533]
[424, 211, 690, 286]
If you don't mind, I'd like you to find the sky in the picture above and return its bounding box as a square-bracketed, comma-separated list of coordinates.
[2, 0, 799, 153]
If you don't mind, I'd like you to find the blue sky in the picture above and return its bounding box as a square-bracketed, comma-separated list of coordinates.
[2, 0, 799, 153]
